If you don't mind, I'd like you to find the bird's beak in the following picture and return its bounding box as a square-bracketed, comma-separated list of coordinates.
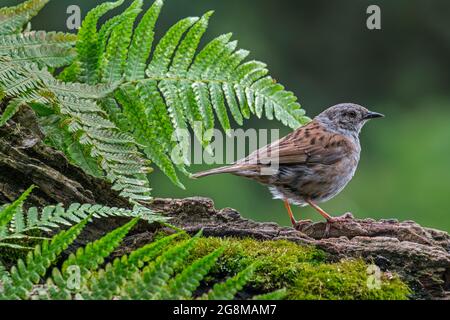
[363, 111, 384, 120]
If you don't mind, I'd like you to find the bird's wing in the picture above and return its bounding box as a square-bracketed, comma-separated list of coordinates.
[237, 120, 354, 166]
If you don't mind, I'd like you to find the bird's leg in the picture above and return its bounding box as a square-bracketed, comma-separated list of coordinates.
[283, 199, 297, 226]
[305, 200, 334, 222]
[306, 200, 355, 237]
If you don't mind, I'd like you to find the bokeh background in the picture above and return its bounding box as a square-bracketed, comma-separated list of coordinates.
[6, 0, 450, 230]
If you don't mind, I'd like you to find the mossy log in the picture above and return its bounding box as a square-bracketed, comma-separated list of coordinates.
[1, 107, 449, 299]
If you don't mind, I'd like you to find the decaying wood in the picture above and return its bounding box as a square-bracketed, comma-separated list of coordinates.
[1, 107, 449, 299]
[0, 107, 128, 208]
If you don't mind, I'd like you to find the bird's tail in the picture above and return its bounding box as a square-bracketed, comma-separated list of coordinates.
[192, 165, 241, 179]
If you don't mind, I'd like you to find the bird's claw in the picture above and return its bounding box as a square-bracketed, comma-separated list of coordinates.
[323, 212, 354, 237]
[328, 212, 354, 223]
[293, 219, 313, 231]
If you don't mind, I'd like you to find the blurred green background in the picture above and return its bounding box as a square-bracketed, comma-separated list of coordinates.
[6, 0, 450, 230]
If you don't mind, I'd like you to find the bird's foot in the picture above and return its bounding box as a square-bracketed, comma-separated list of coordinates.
[328, 212, 354, 223]
[293, 219, 313, 231]
[324, 212, 354, 237]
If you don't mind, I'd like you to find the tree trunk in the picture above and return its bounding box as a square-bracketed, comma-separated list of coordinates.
[1, 107, 449, 299]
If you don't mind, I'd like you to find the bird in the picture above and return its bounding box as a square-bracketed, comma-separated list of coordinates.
[192, 103, 384, 228]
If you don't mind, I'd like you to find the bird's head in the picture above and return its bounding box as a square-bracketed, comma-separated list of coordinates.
[316, 103, 384, 136]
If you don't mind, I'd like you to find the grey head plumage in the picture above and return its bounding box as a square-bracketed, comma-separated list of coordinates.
[315, 103, 384, 138]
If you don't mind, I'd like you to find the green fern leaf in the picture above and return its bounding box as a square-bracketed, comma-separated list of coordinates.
[2, 201, 165, 240]
[62, 217, 138, 276]
[0, 31, 76, 67]
[202, 263, 256, 300]
[125, 0, 163, 81]
[121, 231, 202, 299]
[161, 247, 224, 299]
[115, 85, 183, 188]
[0, 185, 34, 229]
[85, 232, 180, 300]
[0, 0, 49, 35]
[0, 97, 25, 127]
[76, 0, 125, 83]
[100, 0, 142, 84]
[0, 215, 90, 300]
[47, 217, 139, 299]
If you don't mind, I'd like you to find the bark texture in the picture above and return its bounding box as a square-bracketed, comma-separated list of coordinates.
[1, 107, 449, 299]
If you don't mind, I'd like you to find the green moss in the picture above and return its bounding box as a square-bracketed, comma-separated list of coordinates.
[291, 259, 409, 300]
[188, 237, 411, 300]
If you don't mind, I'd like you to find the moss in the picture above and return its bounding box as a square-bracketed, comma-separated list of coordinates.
[188, 237, 411, 300]
[290, 259, 410, 300]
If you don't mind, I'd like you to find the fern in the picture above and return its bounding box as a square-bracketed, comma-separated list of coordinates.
[160, 247, 224, 299]
[202, 263, 257, 300]
[1, 0, 309, 202]
[0, 31, 76, 67]
[0, 187, 167, 250]
[0, 185, 35, 229]
[0, 215, 91, 300]
[47, 217, 138, 299]
[1, 216, 276, 300]
[75, 0, 125, 84]
[0, 57, 152, 202]
[0, 0, 49, 35]
[63, 217, 138, 275]
[125, 0, 162, 81]
[84, 232, 181, 300]
[68, 0, 309, 188]
[121, 231, 203, 299]
[0, 97, 25, 127]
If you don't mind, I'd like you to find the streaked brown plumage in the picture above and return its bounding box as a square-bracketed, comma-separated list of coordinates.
[193, 103, 384, 226]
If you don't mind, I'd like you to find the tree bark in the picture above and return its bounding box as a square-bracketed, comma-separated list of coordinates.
[1, 107, 449, 299]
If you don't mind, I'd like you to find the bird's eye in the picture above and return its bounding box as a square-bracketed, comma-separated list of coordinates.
[344, 111, 357, 118]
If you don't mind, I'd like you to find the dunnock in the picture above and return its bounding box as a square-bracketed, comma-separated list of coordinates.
[193, 103, 384, 227]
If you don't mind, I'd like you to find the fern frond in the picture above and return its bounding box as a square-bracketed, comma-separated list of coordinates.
[121, 231, 202, 299]
[47, 217, 137, 299]
[0, 185, 35, 229]
[0, 57, 43, 98]
[125, 0, 163, 81]
[0, 57, 152, 202]
[76, 0, 125, 83]
[161, 247, 224, 300]
[62, 217, 138, 276]
[0, 31, 76, 67]
[38, 114, 104, 178]
[100, 0, 142, 85]
[0, 215, 90, 300]
[3, 201, 166, 240]
[115, 85, 183, 188]
[0, 97, 25, 127]
[36, 67, 118, 99]
[0, 0, 49, 35]
[85, 232, 180, 300]
[202, 263, 256, 300]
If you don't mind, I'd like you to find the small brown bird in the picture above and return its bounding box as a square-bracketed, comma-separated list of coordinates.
[193, 103, 384, 227]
